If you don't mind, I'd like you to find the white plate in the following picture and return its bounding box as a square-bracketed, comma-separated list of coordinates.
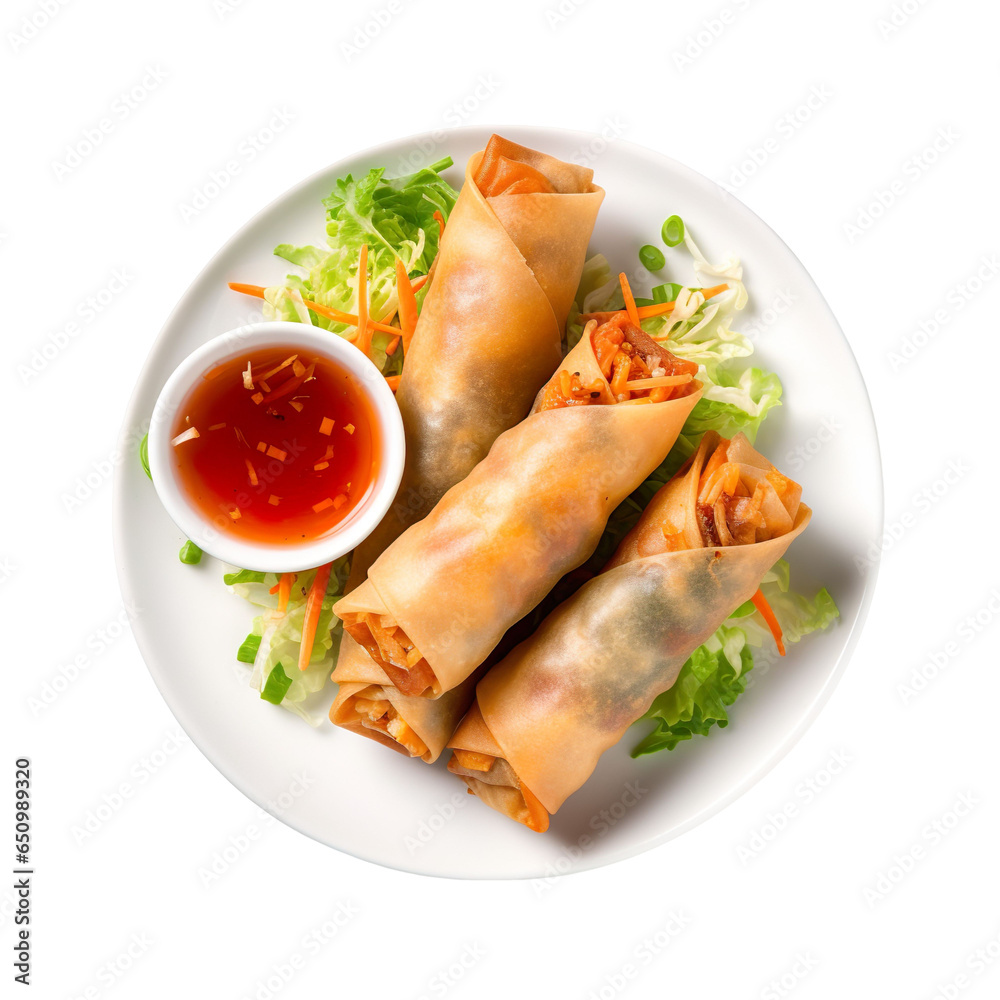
[114, 126, 882, 879]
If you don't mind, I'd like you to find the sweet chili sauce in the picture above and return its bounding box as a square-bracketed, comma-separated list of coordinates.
[170, 345, 380, 545]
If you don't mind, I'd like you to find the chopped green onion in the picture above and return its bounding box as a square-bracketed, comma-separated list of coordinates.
[260, 663, 293, 705]
[652, 282, 683, 304]
[139, 434, 152, 480]
[661, 215, 685, 247]
[223, 569, 268, 586]
[179, 540, 202, 565]
[237, 633, 262, 663]
[428, 156, 454, 173]
[639, 244, 666, 271]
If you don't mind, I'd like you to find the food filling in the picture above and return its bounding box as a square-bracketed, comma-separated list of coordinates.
[341, 613, 435, 697]
[349, 687, 429, 758]
[447, 748, 549, 833]
[538, 315, 699, 411]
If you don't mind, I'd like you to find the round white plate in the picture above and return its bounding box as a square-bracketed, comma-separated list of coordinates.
[114, 126, 882, 879]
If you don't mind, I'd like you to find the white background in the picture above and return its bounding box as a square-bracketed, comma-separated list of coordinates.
[3, 0, 997, 997]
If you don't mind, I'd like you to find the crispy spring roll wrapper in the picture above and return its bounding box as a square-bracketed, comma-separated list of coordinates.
[329, 636, 480, 763]
[335, 330, 703, 698]
[345, 135, 604, 589]
[448, 433, 811, 828]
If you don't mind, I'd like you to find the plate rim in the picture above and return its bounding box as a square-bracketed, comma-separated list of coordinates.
[113, 124, 884, 880]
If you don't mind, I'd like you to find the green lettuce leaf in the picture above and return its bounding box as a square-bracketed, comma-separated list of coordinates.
[262, 158, 458, 372]
[631, 562, 840, 756]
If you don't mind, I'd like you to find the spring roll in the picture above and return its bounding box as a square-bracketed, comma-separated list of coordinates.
[447, 432, 811, 831]
[330, 636, 481, 762]
[335, 317, 704, 699]
[346, 134, 604, 588]
[328, 137, 603, 758]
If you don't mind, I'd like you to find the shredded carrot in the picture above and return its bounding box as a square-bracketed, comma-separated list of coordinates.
[623, 373, 693, 391]
[229, 282, 267, 300]
[592, 322, 625, 378]
[355, 244, 370, 357]
[261, 362, 315, 404]
[395, 257, 419, 355]
[298, 562, 333, 671]
[227, 282, 396, 335]
[258, 355, 297, 381]
[582, 283, 729, 322]
[385, 375, 401, 392]
[610, 353, 631, 398]
[751, 588, 785, 656]
[432, 210, 446, 240]
[519, 782, 550, 834]
[699, 440, 732, 490]
[411, 274, 429, 292]
[699, 463, 741, 506]
[619, 272, 641, 327]
[277, 572, 294, 614]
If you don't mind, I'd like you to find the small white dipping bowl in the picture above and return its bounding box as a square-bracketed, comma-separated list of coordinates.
[147, 321, 405, 573]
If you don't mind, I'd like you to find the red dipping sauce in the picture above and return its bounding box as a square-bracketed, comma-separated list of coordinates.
[170, 346, 380, 544]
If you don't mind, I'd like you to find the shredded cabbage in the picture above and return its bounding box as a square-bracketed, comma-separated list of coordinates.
[227, 559, 350, 725]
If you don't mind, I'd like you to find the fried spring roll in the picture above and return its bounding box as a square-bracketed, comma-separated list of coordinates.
[330, 636, 481, 763]
[346, 134, 604, 589]
[335, 318, 703, 699]
[329, 136, 603, 757]
[447, 432, 811, 831]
